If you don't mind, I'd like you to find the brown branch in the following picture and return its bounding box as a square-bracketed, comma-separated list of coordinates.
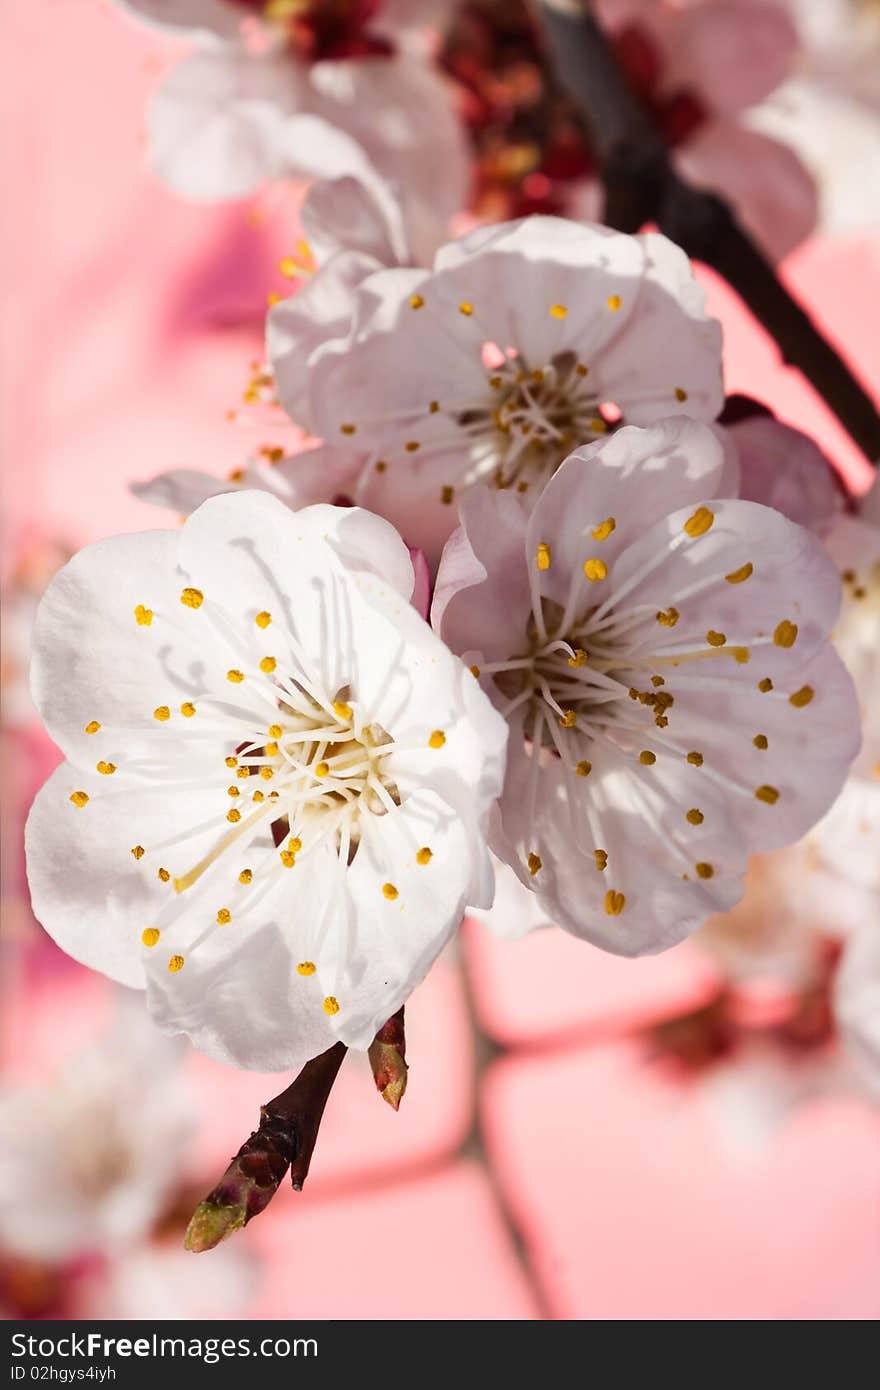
[532, 0, 880, 465]
[185, 1041, 347, 1252]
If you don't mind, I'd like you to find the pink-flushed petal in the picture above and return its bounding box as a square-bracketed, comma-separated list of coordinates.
[432, 486, 533, 663]
[131, 457, 299, 516]
[524, 420, 727, 612]
[728, 415, 846, 535]
[300, 173, 408, 268]
[654, 0, 798, 116]
[836, 925, 880, 1102]
[675, 121, 819, 263]
[272, 444, 366, 508]
[409, 546, 431, 619]
[113, 0, 245, 42]
[148, 48, 301, 201]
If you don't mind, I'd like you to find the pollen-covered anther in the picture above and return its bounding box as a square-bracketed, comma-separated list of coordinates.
[758, 678, 773, 693]
[594, 849, 608, 871]
[458, 301, 473, 316]
[141, 928, 160, 947]
[730, 647, 750, 664]
[180, 703, 196, 717]
[269, 724, 282, 738]
[607, 294, 622, 311]
[259, 656, 276, 674]
[774, 620, 798, 648]
[70, 791, 89, 807]
[236, 766, 250, 780]
[605, 889, 625, 915]
[550, 303, 568, 319]
[134, 604, 153, 626]
[656, 607, 679, 627]
[333, 701, 352, 721]
[416, 847, 433, 865]
[405, 440, 420, 453]
[255, 611, 272, 628]
[216, 908, 231, 925]
[323, 997, 340, 1015]
[583, 557, 607, 582]
[227, 669, 244, 684]
[753, 734, 768, 749]
[695, 862, 714, 879]
[559, 709, 577, 729]
[85, 720, 101, 735]
[576, 760, 592, 777]
[180, 588, 204, 610]
[706, 630, 726, 647]
[684, 508, 714, 538]
[675, 387, 688, 402]
[260, 767, 274, 781]
[131, 845, 145, 860]
[313, 761, 330, 779]
[536, 542, 551, 571]
[96, 761, 116, 776]
[227, 808, 241, 823]
[158, 867, 170, 882]
[441, 485, 455, 505]
[227, 785, 240, 798]
[592, 517, 616, 541]
[527, 853, 542, 876]
[725, 562, 753, 584]
[239, 869, 253, 884]
[428, 729, 446, 749]
[639, 750, 656, 765]
[470, 665, 481, 678]
[686, 808, 704, 826]
[382, 882, 399, 900]
[568, 648, 588, 667]
[339, 423, 356, 436]
[265, 742, 278, 757]
[297, 961, 316, 976]
[280, 850, 296, 868]
[789, 685, 814, 708]
[153, 705, 170, 721]
[755, 785, 780, 805]
[168, 954, 185, 973]
[225, 756, 238, 769]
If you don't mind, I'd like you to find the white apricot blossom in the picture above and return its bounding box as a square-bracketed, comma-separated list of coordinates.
[433, 417, 860, 956]
[112, 0, 468, 222]
[25, 493, 506, 1071]
[271, 215, 725, 563]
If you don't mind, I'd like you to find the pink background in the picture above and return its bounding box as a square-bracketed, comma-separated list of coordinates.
[2, 0, 880, 1320]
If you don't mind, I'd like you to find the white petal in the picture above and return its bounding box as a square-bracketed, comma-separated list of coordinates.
[113, 0, 244, 42]
[432, 486, 533, 662]
[729, 415, 844, 535]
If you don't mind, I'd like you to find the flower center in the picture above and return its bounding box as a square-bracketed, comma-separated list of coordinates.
[230, 0, 393, 61]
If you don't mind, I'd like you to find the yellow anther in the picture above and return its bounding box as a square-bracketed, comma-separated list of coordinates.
[594, 849, 608, 871]
[227, 808, 241, 823]
[96, 761, 116, 776]
[589, 416, 608, 434]
[236, 766, 250, 780]
[70, 791, 89, 807]
[429, 400, 440, 414]
[131, 845, 145, 860]
[265, 742, 278, 757]
[725, 562, 753, 584]
[706, 630, 726, 647]
[550, 303, 568, 319]
[255, 611, 272, 628]
[85, 720, 101, 735]
[227, 669, 244, 683]
[753, 734, 768, 749]
[527, 853, 542, 876]
[134, 604, 153, 626]
[639, 750, 656, 765]
[536, 542, 551, 570]
[774, 620, 798, 648]
[470, 665, 481, 678]
[559, 709, 577, 728]
[651, 675, 665, 687]
[416, 847, 433, 865]
[755, 785, 780, 805]
[592, 517, 616, 542]
[684, 508, 714, 538]
[686, 808, 704, 826]
[269, 724, 283, 738]
[375, 460, 387, 473]
[226, 756, 238, 769]
[216, 908, 231, 925]
[607, 294, 622, 311]
[180, 588, 204, 610]
[686, 751, 703, 766]
[323, 996, 340, 1015]
[340, 423, 356, 435]
[280, 850, 296, 867]
[168, 954, 185, 973]
[297, 961, 316, 976]
[260, 767, 274, 781]
[605, 889, 625, 915]
[576, 760, 592, 777]
[656, 607, 679, 627]
[789, 685, 814, 708]
[227, 785, 240, 798]
[180, 702, 196, 717]
[568, 648, 588, 668]
[158, 867, 170, 882]
[260, 656, 277, 674]
[730, 647, 750, 664]
[405, 440, 420, 453]
[239, 869, 253, 884]
[153, 705, 170, 721]
[695, 862, 714, 880]
[289, 838, 302, 853]
[575, 363, 589, 377]
[382, 882, 399, 900]
[459, 301, 474, 316]
[583, 557, 607, 582]
[428, 730, 446, 749]
[758, 677, 773, 693]
[440, 485, 455, 505]
[333, 701, 352, 721]
[409, 294, 424, 310]
[252, 790, 265, 803]
[674, 387, 688, 402]
[141, 928, 160, 947]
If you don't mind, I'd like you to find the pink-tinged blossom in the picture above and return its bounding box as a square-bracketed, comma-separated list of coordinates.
[728, 413, 846, 536]
[272, 215, 725, 565]
[433, 418, 860, 956]
[25, 493, 506, 1071]
[112, 1, 468, 224]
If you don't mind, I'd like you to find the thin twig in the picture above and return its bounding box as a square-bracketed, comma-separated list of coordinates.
[532, 0, 880, 464]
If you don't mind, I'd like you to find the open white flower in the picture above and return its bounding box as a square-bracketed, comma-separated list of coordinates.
[113, 0, 468, 221]
[433, 417, 860, 956]
[25, 492, 506, 1071]
[271, 215, 725, 563]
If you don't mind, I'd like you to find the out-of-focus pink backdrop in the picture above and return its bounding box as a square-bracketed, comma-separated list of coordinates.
[2, 0, 879, 1320]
